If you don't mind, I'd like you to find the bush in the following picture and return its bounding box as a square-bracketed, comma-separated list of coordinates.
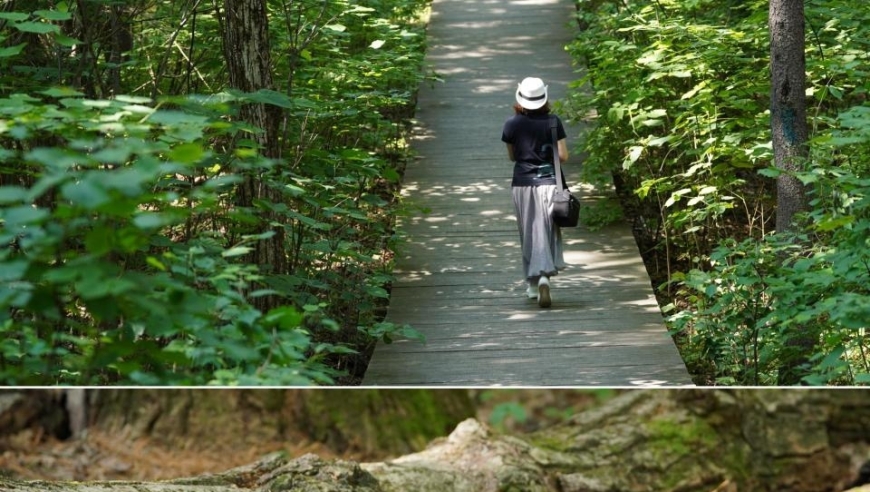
[567, 0, 870, 384]
[0, 0, 431, 385]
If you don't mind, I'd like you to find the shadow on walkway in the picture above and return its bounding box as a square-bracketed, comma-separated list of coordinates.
[362, 0, 693, 386]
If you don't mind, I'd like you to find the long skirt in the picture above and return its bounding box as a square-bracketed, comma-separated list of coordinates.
[512, 184, 566, 281]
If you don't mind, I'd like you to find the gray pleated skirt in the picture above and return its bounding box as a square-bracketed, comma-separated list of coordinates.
[512, 185, 566, 281]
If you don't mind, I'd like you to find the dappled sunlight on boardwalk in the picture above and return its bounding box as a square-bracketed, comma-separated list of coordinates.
[362, 0, 692, 386]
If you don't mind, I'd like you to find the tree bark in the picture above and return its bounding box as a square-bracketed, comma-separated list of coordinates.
[220, 0, 287, 308]
[769, 0, 809, 232]
[4, 390, 870, 492]
[769, 0, 815, 385]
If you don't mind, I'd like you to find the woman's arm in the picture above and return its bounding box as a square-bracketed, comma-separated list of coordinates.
[558, 139, 569, 163]
[506, 144, 515, 162]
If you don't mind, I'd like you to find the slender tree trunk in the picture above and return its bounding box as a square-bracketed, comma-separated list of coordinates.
[107, 5, 133, 96]
[769, 0, 815, 385]
[770, 0, 809, 232]
[220, 0, 287, 309]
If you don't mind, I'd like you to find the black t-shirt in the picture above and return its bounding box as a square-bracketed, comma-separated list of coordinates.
[501, 113, 567, 187]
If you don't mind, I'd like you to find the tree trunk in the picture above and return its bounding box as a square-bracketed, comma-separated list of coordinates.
[220, 0, 287, 308]
[4, 390, 869, 492]
[770, 0, 809, 232]
[769, 0, 814, 385]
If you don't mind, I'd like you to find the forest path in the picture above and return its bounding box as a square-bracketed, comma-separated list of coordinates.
[362, 0, 693, 386]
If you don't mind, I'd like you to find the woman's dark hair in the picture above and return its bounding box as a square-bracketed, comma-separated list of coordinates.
[513, 102, 551, 115]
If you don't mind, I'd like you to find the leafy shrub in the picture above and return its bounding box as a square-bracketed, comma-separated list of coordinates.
[0, 0, 431, 385]
[568, 0, 870, 384]
[0, 90, 358, 385]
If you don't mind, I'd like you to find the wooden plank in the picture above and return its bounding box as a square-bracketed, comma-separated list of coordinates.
[362, 0, 693, 387]
[364, 346, 691, 387]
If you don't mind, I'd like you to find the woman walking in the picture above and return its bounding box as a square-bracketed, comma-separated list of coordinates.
[501, 77, 569, 308]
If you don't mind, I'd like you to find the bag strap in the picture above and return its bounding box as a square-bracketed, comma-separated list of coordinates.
[550, 115, 565, 191]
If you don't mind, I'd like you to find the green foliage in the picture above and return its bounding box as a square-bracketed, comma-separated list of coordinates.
[568, 0, 870, 385]
[567, 0, 774, 271]
[478, 389, 619, 433]
[489, 402, 528, 431]
[0, 0, 431, 385]
[669, 139, 870, 386]
[0, 92, 332, 385]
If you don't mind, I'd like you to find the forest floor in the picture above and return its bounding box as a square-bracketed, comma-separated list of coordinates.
[0, 390, 612, 482]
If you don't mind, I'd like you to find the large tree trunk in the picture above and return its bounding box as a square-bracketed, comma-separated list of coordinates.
[220, 0, 287, 309]
[3, 390, 869, 492]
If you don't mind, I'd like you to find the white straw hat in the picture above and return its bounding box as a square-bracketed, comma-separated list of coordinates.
[516, 77, 548, 110]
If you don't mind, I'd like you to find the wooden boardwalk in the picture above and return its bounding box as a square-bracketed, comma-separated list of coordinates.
[362, 0, 693, 386]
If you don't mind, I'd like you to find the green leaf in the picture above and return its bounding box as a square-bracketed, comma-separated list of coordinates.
[222, 246, 252, 257]
[14, 21, 60, 34]
[263, 306, 304, 330]
[0, 43, 27, 58]
[2, 206, 49, 228]
[244, 89, 295, 109]
[816, 345, 846, 372]
[25, 147, 82, 170]
[91, 146, 132, 164]
[370, 40, 386, 49]
[757, 167, 781, 178]
[84, 226, 114, 255]
[0, 186, 28, 204]
[382, 166, 400, 182]
[0, 13, 29, 22]
[146, 110, 209, 126]
[627, 146, 643, 164]
[815, 215, 854, 232]
[169, 142, 205, 164]
[77, 276, 137, 300]
[40, 87, 84, 97]
[0, 260, 29, 282]
[27, 173, 70, 202]
[35, 10, 72, 21]
[53, 33, 82, 47]
[681, 81, 707, 100]
[647, 135, 673, 147]
[687, 195, 705, 206]
[796, 172, 818, 185]
[146, 256, 167, 271]
[133, 212, 168, 230]
[60, 179, 110, 210]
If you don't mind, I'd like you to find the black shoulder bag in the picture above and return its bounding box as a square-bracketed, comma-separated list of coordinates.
[549, 115, 580, 228]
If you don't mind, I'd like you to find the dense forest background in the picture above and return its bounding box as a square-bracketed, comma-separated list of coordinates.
[0, 0, 868, 386]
